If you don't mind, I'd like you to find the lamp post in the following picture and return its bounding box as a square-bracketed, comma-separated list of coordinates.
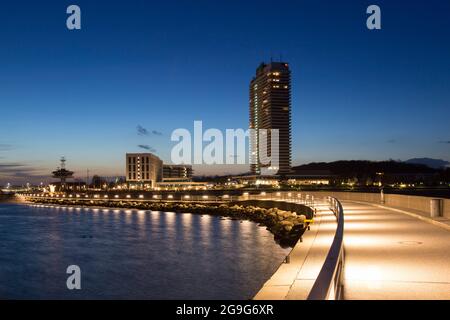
[376, 172, 385, 204]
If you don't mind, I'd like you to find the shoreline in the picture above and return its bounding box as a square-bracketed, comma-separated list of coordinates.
[24, 197, 310, 248]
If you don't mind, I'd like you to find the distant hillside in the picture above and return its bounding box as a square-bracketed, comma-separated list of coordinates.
[292, 160, 437, 176]
[405, 158, 450, 169]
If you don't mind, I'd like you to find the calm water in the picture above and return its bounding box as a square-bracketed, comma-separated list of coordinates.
[0, 203, 289, 299]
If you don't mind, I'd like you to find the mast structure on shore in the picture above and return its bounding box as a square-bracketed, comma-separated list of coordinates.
[52, 156, 74, 189]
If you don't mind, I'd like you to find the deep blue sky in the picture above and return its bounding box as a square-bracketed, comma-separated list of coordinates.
[1, 0, 450, 183]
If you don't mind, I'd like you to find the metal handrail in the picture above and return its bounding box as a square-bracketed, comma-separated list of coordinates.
[307, 197, 345, 300]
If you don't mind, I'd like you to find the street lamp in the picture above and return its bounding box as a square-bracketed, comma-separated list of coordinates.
[376, 172, 385, 204]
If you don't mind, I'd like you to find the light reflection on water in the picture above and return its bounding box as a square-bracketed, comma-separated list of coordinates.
[0, 203, 289, 299]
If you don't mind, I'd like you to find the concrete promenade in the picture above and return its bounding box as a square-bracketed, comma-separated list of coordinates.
[255, 195, 450, 300]
[254, 200, 337, 300]
[342, 201, 450, 299]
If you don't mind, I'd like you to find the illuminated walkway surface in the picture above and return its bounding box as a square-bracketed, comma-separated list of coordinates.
[254, 199, 450, 300]
[342, 201, 450, 300]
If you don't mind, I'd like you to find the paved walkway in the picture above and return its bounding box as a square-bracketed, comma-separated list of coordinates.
[254, 201, 337, 300]
[369, 202, 450, 230]
[342, 201, 450, 300]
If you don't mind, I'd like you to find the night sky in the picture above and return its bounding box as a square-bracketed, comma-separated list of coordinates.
[1, 0, 450, 184]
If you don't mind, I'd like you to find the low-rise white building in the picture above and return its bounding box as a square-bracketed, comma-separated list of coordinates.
[126, 153, 162, 188]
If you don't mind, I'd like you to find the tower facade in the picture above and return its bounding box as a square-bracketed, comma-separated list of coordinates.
[249, 62, 291, 175]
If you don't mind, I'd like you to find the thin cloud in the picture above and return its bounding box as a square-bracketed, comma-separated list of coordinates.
[152, 130, 163, 136]
[0, 163, 48, 179]
[137, 145, 156, 153]
[137, 125, 149, 136]
[136, 125, 163, 136]
[0, 163, 27, 170]
[387, 139, 396, 144]
[0, 144, 14, 151]
[438, 140, 450, 144]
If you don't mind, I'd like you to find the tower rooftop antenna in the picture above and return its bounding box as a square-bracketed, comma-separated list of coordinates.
[60, 156, 66, 169]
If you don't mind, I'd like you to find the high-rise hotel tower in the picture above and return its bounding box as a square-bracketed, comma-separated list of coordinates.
[249, 62, 292, 175]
